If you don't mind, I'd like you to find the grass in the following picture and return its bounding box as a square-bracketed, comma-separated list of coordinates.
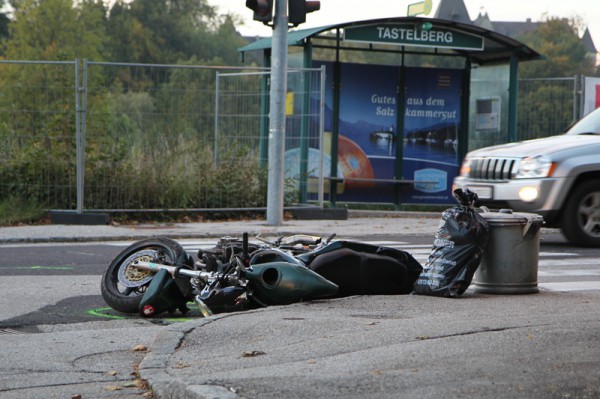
[0, 197, 48, 226]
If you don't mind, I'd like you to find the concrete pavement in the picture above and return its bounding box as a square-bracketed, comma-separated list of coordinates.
[147, 291, 599, 399]
[0, 211, 443, 243]
[1, 211, 598, 399]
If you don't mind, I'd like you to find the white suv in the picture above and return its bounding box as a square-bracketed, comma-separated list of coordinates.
[454, 106, 600, 247]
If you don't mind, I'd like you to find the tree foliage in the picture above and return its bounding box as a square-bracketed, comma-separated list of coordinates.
[514, 17, 595, 139]
[1, 0, 247, 64]
[105, 0, 246, 65]
[0, 0, 261, 212]
[518, 17, 595, 78]
[0, 0, 9, 40]
[6, 0, 108, 60]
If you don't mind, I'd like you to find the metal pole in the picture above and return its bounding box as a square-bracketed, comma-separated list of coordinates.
[266, 0, 288, 225]
[214, 72, 220, 164]
[318, 64, 326, 208]
[575, 74, 581, 121]
[75, 59, 85, 214]
[507, 54, 518, 142]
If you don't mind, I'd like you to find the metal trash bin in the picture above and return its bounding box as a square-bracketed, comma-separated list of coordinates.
[473, 209, 544, 294]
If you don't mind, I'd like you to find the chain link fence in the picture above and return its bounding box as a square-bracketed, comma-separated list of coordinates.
[0, 60, 588, 214]
[0, 60, 78, 209]
[0, 60, 325, 214]
[84, 62, 266, 212]
[517, 76, 580, 141]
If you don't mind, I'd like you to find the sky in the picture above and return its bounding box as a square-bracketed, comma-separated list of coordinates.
[208, 0, 600, 50]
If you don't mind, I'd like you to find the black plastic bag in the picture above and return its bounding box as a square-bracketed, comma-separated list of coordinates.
[413, 188, 490, 297]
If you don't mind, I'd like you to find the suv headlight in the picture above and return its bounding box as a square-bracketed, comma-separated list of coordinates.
[515, 155, 556, 178]
[459, 156, 472, 176]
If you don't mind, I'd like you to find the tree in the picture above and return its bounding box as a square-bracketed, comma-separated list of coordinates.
[0, 0, 10, 41]
[513, 17, 596, 139]
[518, 17, 595, 78]
[106, 0, 247, 65]
[5, 0, 108, 60]
[0, 0, 109, 208]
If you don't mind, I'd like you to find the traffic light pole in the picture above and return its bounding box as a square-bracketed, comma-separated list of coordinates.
[266, 0, 288, 225]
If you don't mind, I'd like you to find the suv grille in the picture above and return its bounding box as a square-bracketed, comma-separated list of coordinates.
[469, 157, 519, 181]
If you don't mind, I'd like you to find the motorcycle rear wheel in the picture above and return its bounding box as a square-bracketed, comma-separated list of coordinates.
[101, 237, 187, 313]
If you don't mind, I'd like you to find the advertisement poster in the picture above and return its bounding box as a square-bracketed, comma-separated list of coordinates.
[331, 62, 400, 202]
[402, 67, 463, 204]
[299, 62, 462, 205]
[584, 77, 600, 116]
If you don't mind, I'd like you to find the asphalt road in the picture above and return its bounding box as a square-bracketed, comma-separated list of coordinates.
[0, 233, 597, 328]
[0, 232, 599, 398]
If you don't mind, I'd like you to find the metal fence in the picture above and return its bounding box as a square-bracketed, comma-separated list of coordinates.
[0, 60, 588, 213]
[215, 69, 326, 204]
[0, 60, 79, 210]
[517, 76, 581, 141]
[0, 60, 326, 214]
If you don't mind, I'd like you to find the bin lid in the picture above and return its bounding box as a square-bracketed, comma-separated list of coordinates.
[478, 209, 544, 225]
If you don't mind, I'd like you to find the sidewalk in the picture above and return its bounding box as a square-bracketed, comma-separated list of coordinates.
[0, 211, 444, 243]
[144, 291, 599, 399]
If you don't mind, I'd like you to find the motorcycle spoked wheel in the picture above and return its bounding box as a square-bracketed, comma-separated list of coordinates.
[101, 237, 187, 313]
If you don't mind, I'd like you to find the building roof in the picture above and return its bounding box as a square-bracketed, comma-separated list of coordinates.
[433, 0, 472, 25]
[441, 0, 598, 55]
[582, 28, 598, 53]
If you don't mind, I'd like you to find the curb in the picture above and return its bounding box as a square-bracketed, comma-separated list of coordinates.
[140, 312, 266, 399]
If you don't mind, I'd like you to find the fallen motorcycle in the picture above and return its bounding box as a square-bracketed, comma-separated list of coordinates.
[100, 233, 423, 317]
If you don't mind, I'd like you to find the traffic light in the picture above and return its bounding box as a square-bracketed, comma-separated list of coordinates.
[288, 0, 320, 27]
[246, 0, 273, 24]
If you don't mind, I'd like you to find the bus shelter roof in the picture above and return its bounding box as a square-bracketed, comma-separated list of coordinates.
[238, 17, 541, 65]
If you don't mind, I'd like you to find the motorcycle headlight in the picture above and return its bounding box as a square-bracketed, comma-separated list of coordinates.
[515, 156, 556, 178]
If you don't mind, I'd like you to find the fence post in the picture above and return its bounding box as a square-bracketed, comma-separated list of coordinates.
[318, 65, 326, 208]
[507, 54, 518, 142]
[576, 74, 583, 120]
[214, 71, 220, 164]
[75, 58, 84, 214]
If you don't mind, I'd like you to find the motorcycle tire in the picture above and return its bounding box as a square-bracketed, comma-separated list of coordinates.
[101, 237, 187, 314]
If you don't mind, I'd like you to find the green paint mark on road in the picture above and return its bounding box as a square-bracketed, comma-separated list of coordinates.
[11, 265, 74, 270]
[87, 306, 197, 323]
[87, 307, 127, 319]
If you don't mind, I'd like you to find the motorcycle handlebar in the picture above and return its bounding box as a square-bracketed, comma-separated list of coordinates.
[131, 260, 240, 284]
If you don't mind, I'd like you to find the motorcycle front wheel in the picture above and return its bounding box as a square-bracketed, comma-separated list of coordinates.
[101, 237, 187, 313]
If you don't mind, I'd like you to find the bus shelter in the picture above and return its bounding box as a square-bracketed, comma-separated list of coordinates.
[239, 17, 540, 206]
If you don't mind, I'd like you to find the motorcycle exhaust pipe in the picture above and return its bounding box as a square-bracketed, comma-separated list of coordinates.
[242, 262, 338, 305]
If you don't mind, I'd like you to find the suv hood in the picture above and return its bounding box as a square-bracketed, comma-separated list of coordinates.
[469, 134, 600, 158]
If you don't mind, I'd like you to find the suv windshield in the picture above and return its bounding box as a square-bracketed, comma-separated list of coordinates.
[566, 107, 600, 135]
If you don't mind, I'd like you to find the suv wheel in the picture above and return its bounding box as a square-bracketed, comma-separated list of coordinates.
[561, 180, 600, 247]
